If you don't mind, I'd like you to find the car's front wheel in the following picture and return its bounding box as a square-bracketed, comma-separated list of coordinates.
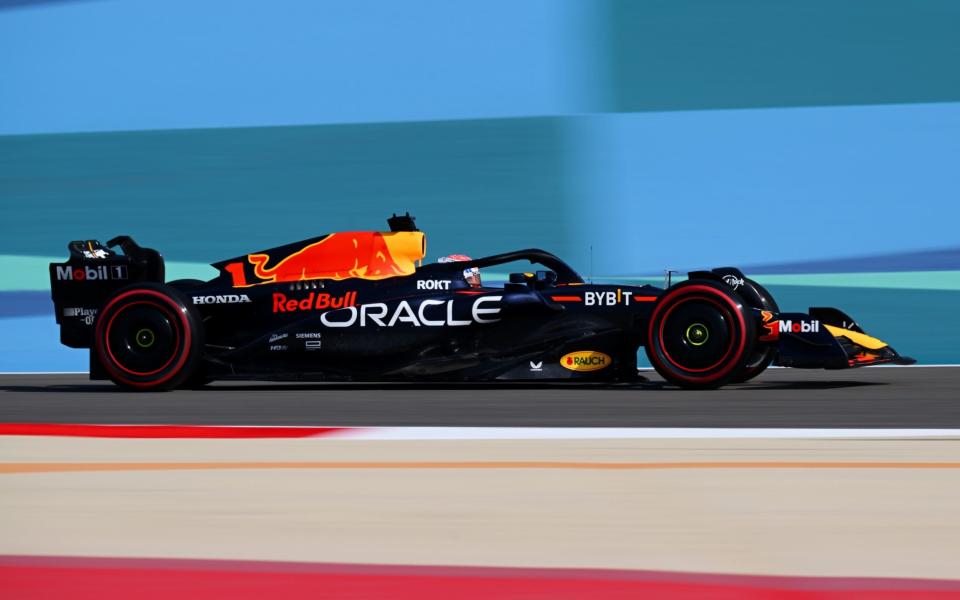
[645, 281, 755, 389]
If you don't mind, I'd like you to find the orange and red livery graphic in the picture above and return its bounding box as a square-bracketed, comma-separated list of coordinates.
[225, 231, 425, 287]
[759, 310, 780, 342]
[849, 351, 883, 367]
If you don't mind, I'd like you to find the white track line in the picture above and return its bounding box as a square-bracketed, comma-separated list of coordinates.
[333, 427, 960, 440]
[4, 425, 958, 440]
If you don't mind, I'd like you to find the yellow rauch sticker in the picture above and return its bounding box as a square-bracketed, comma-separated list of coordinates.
[560, 351, 611, 372]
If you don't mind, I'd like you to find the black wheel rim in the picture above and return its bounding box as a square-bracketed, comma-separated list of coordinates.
[106, 303, 179, 376]
[659, 297, 735, 372]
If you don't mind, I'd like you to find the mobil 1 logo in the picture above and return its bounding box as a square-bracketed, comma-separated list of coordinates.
[56, 264, 128, 282]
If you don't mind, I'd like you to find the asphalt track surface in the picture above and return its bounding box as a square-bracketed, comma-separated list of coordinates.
[1, 367, 958, 428]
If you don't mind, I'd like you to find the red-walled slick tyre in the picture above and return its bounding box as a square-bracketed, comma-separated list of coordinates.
[645, 280, 755, 389]
[94, 284, 203, 391]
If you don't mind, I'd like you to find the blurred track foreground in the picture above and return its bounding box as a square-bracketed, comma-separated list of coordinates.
[1, 368, 960, 427]
[2, 369, 960, 598]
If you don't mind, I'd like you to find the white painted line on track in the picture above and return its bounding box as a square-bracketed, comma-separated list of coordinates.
[5, 424, 958, 440]
[334, 427, 960, 440]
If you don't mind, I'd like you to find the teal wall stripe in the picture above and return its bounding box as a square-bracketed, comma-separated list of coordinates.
[0, 118, 574, 264]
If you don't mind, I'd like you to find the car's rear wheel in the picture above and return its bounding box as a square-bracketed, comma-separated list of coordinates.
[94, 284, 202, 391]
[645, 281, 755, 389]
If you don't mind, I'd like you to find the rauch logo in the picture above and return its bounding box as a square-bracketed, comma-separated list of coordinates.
[560, 351, 611, 372]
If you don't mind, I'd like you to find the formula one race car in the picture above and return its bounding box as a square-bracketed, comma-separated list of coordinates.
[49, 214, 914, 390]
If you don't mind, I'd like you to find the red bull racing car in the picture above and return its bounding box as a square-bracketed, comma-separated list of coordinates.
[49, 214, 914, 391]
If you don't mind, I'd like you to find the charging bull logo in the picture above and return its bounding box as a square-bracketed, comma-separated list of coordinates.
[245, 231, 425, 285]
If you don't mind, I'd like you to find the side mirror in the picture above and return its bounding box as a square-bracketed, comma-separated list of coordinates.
[507, 270, 557, 289]
[535, 270, 557, 285]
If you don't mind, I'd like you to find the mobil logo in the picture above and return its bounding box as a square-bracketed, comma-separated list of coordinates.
[780, 319, 820, 334]
[55, 264, 127, 281]
[560, 351, 611, 372]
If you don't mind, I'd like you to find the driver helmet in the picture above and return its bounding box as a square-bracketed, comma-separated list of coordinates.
[439, 254, 481, 288]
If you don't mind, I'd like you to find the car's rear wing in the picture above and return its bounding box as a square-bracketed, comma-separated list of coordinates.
[49, 236, 165, 348]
